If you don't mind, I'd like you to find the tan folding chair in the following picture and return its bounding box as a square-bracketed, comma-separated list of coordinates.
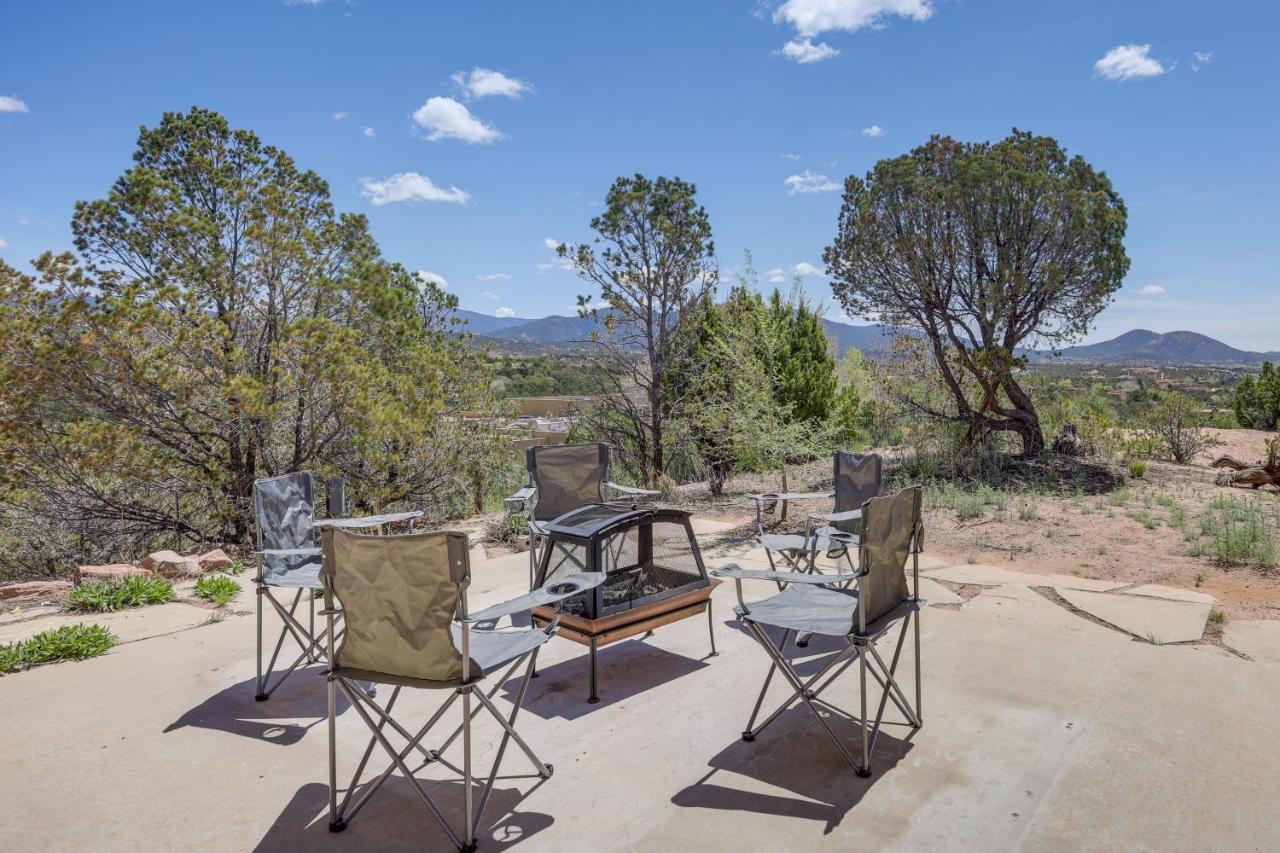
[715, 486, 924, 778]
[505, 442, 660, 586]
[321, 527, 603, 851]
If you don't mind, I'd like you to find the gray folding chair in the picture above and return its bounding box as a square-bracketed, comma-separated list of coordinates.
[505, 443, 659, 587]
[252, 471, 422, 701]
[753, 451, 882, 575]
[714, 485, 925, 778]
[321, 527, 603, 851]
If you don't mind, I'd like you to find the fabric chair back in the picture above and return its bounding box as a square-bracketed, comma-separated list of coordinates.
[254, 471, 317, 584]
[322, 528, 473, 684]
[528, 443, 609, 522]
[856, 486, 921, 624]
[833, 451, 881, 534]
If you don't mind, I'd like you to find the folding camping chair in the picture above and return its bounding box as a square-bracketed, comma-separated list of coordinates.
[321, 527, 604, 851]
[752, 451, 882, 575]
[505, 443, 660, 587]
[714, 485, 924, 778]
[252, 471, 422, 701]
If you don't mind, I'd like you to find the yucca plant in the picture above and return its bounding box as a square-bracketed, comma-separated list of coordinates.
[0, 624, 116, 674]
[194, 575, 241, 607]
[67, 575, 174, 612]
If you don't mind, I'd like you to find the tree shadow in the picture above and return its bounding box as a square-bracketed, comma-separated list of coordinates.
[254, 779, 554, 852]
[165, 668, 348, 745]
[506, 640, 710, 720]
[671, 705, 915, 834]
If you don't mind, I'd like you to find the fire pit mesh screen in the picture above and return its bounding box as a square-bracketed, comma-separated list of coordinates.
[538, 508, 708, 619]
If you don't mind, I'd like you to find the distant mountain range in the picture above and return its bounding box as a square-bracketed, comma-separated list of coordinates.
[1028, 330, 1280, 365]
[453, 309, 1277, 365]
[452, 308, 901, 357]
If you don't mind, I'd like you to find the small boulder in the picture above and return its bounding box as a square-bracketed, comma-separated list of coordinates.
[74, 563, 151, 586]
[0, 579, 73, 600]
[196, 548, 234, 572]
[142, 549, 202, 579]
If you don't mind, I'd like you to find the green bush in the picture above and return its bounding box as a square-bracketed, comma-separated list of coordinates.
[0, 624, 116, 674]
[1127, 460, 1146, 479]
[67, 575, 174, 612]
[1188, 497, 1278, 568]
[194, 575, 241, 607]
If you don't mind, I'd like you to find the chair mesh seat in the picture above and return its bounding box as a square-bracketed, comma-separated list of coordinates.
[451, 625, 553, 674]
[737, 583, 860, 636]
[265, 555, 323, 588]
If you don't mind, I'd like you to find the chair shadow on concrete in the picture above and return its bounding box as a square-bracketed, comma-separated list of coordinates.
[672, 706, 914, 834]
[165, 667, 348, 745]
[504, 639, 710, 720]
[254, 779, 554, 851]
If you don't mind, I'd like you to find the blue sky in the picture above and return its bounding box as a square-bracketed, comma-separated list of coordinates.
[1, 0, 1277, 349]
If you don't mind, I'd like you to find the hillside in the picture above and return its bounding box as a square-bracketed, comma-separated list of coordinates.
[1032, 329, 1279, 365]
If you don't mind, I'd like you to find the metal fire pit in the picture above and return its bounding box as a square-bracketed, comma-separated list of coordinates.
[530, 503, 719, 703]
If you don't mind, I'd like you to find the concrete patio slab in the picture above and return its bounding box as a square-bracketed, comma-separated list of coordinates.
[0, 601, 216, 646]
[0, 549, 1276, 852]
[916, 577, 963, 606]
[1223, 620, 1280, 664]
[1120, 583, 1216, 604]
[1056, 588, 1211, 643]
[923, 563, 1124, 592]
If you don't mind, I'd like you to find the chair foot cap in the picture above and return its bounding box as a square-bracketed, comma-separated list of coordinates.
[796, 640, 809, 648]
[542, 763, 554, 778]
[254, 693, 269, 702]
[460, 841, 478, 852]
[856, 767, 872, 778]
[328, 820, 347, 833]
[587, 696, 600, 704]
[741, 732, 756, 742]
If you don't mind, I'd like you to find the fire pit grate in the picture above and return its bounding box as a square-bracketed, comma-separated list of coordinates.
[532, 503, 719, 702]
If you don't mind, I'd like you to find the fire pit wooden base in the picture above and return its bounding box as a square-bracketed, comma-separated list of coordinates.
[531, 579, 721, 703]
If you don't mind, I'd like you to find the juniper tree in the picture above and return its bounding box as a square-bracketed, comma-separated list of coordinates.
[824, 130, 1129, 455]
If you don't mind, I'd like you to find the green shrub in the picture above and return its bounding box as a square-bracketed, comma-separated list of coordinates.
[1189, 497, 1278, 568]
[0, 624, 116, 674]
[1127, 460, 1146, 479]
[67, 575, 174, 613]
[194, 575, 241, 606]
[1127, 510, 1160, 530]
[223, 561, 249, 576]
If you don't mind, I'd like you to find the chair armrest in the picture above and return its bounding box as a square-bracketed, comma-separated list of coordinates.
[313, 511, 423, 529]
[606, 481, 661, 498]
[750, 491, 834, 503]
[463, 572, 606, 623]
[254, 547, 322, 558]
[504, 486, 536, 512]
[712, 564, 861, 585]
[809, 508, 862, 523]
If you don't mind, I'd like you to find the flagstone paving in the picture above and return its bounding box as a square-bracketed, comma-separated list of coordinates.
[1119, 583, 1217, 604]
[1055, 587, 1212, 643]
[922, 563, 1125, 592]
[1223, 619, 1280, 663]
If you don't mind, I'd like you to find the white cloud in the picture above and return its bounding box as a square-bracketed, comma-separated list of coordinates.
[766, 267, 788, 284]
[1094, 44, 1167, 82]
[767, 262, 826, 283]
[543, 237, 560, 250]
[1139, 284, 1166, 295]
[495, 307, 516, 318]
[1192, 50, 1212, 71]
[775, 0, 933, 38]
[359, 172, 471, 206]
[0, 236, 7, 248]
[477, 272, 511, 281]
[779, 38, 840, 64]
[861, 124, 885, 138]
[451, 68, 533, 99]
[780, 153, 802, 161]
[0, 95, 30, 114]
[411, 97, 501, 144]
[792, 261, 824, 277]
[784, 170, 840, 195]
[414, 270, 447, 289]
[362, 126, 375, 138]
[482, 291, 499, 301]
[331, 111, 349, 120]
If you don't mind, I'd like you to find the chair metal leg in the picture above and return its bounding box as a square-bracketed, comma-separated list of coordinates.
[337, 680, 465, 850]
[255, 584, 265, 701]
[462, 687, 476, 852]
[327, 669, 342, 831]
[743, 628, 792, 740]
[706, 600, 718, 657]
[858, 649, 872, 778]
